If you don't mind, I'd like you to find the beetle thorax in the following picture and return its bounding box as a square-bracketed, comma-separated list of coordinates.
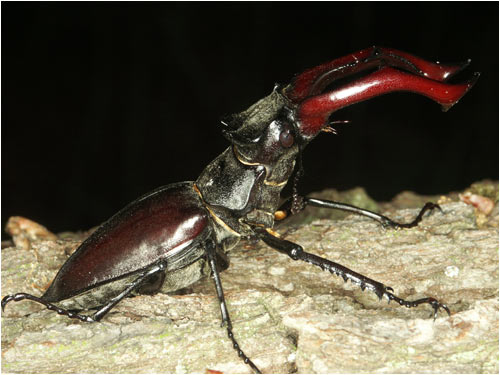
[195, 89, 300, 240]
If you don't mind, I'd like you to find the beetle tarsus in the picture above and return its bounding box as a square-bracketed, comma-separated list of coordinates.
[1, 293, 96, 322]
[379, 202, 442, 229]
[384, 293, 450, 320]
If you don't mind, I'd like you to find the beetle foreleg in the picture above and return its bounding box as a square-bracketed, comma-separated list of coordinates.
[258, 228, 450, 320]
[1, 260, 167, 322]
[206, 240, 262, 374]
[276, 197, 441, 229]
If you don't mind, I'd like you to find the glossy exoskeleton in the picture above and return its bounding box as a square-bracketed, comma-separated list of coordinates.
[2, 47, 479, 373]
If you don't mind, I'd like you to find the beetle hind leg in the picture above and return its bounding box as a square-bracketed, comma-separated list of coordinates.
[2, 260, 167, 323]
[1, 293, 96, 322]
[134, 270, 166, 295]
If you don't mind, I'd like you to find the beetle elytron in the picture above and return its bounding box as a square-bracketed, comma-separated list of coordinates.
[2, 47, 479, 373]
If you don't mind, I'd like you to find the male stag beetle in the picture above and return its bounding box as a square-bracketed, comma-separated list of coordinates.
[2, 47, 479, 373]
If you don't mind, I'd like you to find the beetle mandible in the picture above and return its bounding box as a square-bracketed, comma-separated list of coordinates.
[2, 47, 479, 373]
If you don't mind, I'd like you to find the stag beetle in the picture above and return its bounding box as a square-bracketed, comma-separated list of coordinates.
[2, 47, 479, 373]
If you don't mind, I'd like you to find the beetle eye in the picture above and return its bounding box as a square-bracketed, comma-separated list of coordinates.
[279, 129, 294, 148]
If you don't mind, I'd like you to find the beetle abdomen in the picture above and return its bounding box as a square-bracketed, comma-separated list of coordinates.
[43, 182, 211, 302]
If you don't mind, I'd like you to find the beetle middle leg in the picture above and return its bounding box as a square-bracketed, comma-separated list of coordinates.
[276, 196, 441, 229]
[257, 228, 450, 319]
[205, 240, 262, 374]
[1, 260, 167, 322]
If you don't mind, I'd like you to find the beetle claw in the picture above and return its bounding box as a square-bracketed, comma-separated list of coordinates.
[1, 295, 13, 311]
[428, 298, 451, 321]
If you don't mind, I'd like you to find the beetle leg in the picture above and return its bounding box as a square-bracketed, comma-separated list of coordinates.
[276, 197, 441, 229]
[1, 293, 96, 322]
[1, 260, 167, 322]
[91, 260, 167, 321]
[257, 228, 450, 320]
[205, 240, 262, 374]
[135, 270, 167, 295]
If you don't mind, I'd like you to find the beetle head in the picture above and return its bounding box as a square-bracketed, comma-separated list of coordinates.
[221, 86, 303, 165]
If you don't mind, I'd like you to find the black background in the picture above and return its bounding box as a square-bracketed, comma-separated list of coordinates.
[2, 2, 498, 234]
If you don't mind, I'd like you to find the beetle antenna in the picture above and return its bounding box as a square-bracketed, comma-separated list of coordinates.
[322, 120, 351, 134]
[322, 126, 337, 134]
